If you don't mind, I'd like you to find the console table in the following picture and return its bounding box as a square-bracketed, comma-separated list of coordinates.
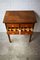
[3, 11, 37, 43]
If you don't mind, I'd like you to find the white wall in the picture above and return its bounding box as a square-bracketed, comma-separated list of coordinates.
[0, 0, 40, 32]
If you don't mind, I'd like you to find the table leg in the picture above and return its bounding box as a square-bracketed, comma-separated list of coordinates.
[8, 34, 12, 43]
[29, 34, 32, 42]
[29, 24, 34, 42]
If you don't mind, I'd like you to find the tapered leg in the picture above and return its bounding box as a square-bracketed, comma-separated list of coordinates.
[8, 34, 12, 43]
[29, 24, 34, 42]
[29, 34, 32, 42]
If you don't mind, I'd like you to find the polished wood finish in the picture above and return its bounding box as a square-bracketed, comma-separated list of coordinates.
[3, 11, 36, 23]
[3, 11, 37, 42]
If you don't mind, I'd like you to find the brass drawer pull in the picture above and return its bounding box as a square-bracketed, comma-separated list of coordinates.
[7, 27, 33, 32]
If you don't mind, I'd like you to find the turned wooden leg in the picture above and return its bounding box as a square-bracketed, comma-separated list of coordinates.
[8, 34, 12, 43]
[29, 34, 32, 42]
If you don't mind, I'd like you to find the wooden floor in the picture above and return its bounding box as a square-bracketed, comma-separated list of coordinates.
[0, 32, 40, 60]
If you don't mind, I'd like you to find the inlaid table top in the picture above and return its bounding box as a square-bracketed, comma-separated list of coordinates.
[3, 11, 36, 24]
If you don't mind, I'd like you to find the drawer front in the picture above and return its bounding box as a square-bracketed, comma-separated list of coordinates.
[7, 24, 19, 27]
[7, 27, 33, 34]
[7, 28, 19, 34]
[21, 27, 33, 34]
[6, 23, 33, 34]
[20, 24, 33, 28]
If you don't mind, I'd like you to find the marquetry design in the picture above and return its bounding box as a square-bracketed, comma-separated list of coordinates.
[25, 28, 29, 31]
[12, 28, 16, 31]
[30, 28, 33, 31]
[21, 28, 25, 31]
[7, 27, 33, 33]
[7, 28, 11, 31]
[17, 28, 19, 31]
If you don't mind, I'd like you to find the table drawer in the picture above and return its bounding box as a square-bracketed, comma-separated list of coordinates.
[20, 24, 33, 28]
[7, 28, 19, 34]
[7, 27, 33, 34]
[7, 24, 19, 27]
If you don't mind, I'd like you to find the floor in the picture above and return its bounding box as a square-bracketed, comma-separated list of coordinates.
[0, 32, 40, 60]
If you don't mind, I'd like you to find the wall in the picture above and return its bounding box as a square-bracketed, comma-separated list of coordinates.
[0, 0, 40, 32]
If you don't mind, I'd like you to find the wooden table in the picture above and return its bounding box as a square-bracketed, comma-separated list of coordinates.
[3, 11, 37, 43]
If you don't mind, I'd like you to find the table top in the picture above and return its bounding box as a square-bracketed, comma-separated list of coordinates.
[3, 11, 37, 24]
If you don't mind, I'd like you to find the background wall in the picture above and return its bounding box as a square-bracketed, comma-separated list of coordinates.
[0, 0, 40, 32]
